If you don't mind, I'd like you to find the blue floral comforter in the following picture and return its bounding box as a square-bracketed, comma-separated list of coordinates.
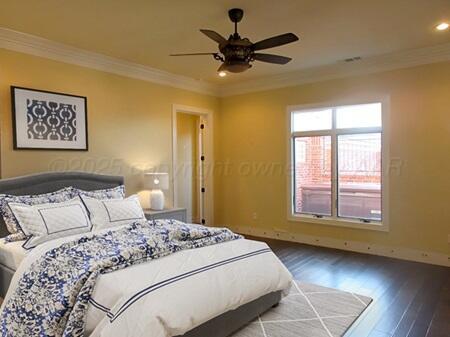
[0, 220, 241, 337]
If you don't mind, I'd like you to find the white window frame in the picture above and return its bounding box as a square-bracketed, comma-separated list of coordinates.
[286, 97, 390, 232]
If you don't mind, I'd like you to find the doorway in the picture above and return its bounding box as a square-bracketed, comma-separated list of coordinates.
[172, 105, 214, 226]
[176, 113, 201, 223]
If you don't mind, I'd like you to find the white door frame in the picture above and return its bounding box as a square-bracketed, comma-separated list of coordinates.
[172, 104, 214, 226]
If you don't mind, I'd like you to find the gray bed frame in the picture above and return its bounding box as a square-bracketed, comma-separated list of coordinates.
[0, 171, 281, 337]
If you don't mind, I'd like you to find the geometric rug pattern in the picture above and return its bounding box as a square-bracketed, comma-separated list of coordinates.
[232, 281, 372, 337]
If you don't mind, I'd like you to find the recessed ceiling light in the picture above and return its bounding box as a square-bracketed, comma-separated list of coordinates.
[436, 22, 449, 31]
[218, 71, 227, 77]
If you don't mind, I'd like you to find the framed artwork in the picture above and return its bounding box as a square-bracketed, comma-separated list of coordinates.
[11, 86, 88, 151]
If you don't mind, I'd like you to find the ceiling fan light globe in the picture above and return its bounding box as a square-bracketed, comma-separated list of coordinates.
[224, 61, 252, 73]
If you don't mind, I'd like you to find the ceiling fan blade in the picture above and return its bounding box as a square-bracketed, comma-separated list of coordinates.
[252, 33, 299, 51]
[200, 29, 228, 44]
[170, 52, 217, 56]
[252, 53, 292, 64]
[218, 63, 228, 72]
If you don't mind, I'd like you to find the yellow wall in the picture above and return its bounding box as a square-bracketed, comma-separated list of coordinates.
[0, 47, 448, 256]
[217, 61, 450, 255]
[0, 49, 219, 208]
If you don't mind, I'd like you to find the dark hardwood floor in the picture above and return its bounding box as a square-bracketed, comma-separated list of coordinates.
[255, 237, 449, 337]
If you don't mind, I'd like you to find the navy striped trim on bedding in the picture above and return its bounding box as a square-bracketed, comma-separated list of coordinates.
[88, 247, 272, 323]
[88, 298, 114, 319]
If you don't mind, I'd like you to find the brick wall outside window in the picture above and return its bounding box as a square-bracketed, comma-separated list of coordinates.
[295, 136, 381, 213]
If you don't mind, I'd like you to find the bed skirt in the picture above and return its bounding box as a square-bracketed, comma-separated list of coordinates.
[180, 291, 282, 337]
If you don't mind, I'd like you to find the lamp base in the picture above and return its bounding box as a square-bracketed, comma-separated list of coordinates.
[150, 189, 165, 210]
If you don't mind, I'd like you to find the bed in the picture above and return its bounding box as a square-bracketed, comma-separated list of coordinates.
[0, 171, 291, 337]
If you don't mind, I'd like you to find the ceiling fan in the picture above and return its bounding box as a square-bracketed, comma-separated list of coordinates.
[170, 8, 299, 73]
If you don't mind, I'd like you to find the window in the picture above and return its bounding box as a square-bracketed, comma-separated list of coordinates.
[294, 136, 331, 216]
[289, 101, 388, 230]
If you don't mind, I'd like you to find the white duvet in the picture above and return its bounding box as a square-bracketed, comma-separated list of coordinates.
[2, 226, 292, 337]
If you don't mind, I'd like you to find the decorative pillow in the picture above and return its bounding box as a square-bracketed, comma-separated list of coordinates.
[0, 187, 75, 237]
[8, 197, 92, 250]
[81, 194, 145, 230]
[74, 185, 125, 200]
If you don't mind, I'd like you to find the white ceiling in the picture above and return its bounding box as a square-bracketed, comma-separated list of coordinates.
[0, 0, 449, 85]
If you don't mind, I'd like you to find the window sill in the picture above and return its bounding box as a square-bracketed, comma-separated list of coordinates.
[287, 214, 389, 232]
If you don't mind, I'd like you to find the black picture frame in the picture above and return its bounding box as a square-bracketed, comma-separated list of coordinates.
[11, 86, 88, 151]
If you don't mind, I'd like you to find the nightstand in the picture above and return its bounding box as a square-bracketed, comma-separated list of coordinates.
[144, 208, 187, 222]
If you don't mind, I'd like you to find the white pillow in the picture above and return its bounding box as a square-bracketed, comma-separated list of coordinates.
[8, 197, 92, 250]
[81, 194, 145, 230]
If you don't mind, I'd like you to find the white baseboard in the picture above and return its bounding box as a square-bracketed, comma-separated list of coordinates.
[231, 226, 449, 267]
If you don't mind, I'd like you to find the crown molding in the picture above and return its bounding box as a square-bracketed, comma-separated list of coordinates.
[218, 42, 450, 97]
[1, 27, 449, 98]
[0, 28, 220, 96]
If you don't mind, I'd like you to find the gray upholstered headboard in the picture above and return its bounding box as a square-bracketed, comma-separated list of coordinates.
[0, 171, 124, 237]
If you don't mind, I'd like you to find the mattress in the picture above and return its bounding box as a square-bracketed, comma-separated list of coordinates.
[0, 239, 27, 271]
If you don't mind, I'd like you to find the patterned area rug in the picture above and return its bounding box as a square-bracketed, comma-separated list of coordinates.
[232, 281, 372, 337]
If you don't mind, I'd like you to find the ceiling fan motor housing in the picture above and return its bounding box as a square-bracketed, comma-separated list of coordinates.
[219, 37, 253, 72]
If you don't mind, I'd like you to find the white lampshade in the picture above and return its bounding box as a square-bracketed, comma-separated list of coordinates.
[145, 172, 169, 190]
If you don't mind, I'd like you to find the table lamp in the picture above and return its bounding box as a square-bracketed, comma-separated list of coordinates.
[145, 172, 169, 210]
